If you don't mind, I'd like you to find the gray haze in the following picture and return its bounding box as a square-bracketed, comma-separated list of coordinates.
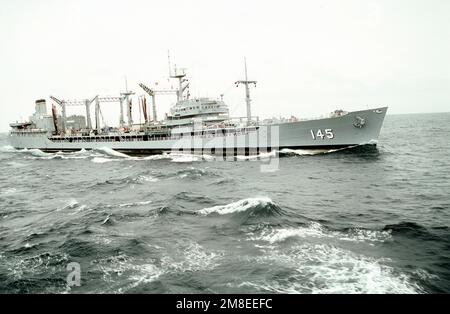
[1, 0, 449, 131]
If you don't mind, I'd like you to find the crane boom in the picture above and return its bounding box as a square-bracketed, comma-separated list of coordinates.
[139, 83, 177, 122]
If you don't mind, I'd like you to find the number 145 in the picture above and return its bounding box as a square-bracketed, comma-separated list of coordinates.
[310, 129, 334, 140]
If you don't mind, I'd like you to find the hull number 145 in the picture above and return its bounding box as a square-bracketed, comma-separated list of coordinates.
[310, 129, 334, 140]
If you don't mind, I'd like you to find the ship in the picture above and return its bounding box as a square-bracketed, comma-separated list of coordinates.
[8, 60, 387, 157]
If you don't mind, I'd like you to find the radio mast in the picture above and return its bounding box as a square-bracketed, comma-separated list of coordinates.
[235, 58, 256, 124]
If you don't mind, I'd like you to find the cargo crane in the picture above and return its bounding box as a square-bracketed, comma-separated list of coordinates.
[96, 96, 128, 128]
[120, 91, 135, 128]
[50, 95, 134, 134]
[49, 95, 98, 133]
[138, 83, 177, 123]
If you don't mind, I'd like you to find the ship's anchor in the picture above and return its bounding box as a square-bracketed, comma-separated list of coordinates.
[353, 116, 366, 128]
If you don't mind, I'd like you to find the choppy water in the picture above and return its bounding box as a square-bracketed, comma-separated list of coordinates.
[0, 113, 449, 294]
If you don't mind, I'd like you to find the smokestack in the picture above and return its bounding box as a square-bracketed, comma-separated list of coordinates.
[35, 99, 47, 116]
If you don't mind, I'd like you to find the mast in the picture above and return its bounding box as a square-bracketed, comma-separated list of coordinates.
[235, 57, 257, 124]
[85, 99, 92, 130]
[141, 96, 148, 124]
[51, 104, 59, 134]
[151, 93, 157, 122]
[61, 100, 67, 132]
[119, 97, 125, 127]
[171, 66, 188, 102]
[168, 52, 189, 102]
[121, 77, 135, 128]
[127, 98, 133, 127]
[95, 97, 100, 133]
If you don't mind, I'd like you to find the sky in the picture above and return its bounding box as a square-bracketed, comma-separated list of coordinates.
[0, 0, 449, 131]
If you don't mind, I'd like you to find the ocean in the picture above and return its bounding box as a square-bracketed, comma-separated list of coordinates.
[0, 112, 449, 294]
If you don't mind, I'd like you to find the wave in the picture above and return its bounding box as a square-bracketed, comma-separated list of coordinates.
[4, 144, 375, 164]
[278, 148, 339, 156]
[91, 242, 220, 293]
[97, 200, 153, 210]
[28, 148, 54, 158]
[235, 151, 277, 160]
[0, 187, 18, 195]
[171, 192, 217, 206]
[12, 148, 93, 160]
[92, 173, 160, 188]
[237, 243, 421, 294]
[141, 154, 172, 161]
[167, 153, 215, 163]
[197, 197, 278, 216]
[383, 222, 443, 241]
[92, 157, 113, 163]
[174, 167, 214, 179]
[136, 175, 159, 183]
[0, 251, 69, 290]
[101, 213, 115, 226]
[57, 199, 80, 211]
[95, 147, 130, 158]
[0, 145, 17, 153]
[161, 242, 223, 273]
[116, 200, 152, 208]
[249, 222, 392, 244]
[91, 253, 163, 293]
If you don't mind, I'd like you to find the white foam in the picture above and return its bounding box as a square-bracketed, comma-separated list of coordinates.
[141, 153, 172, 161]
[197, 197, 273, 215]
[3, 251, 69, 283]
[101, 213, 112, 225]
[161, 242, 222, 273]
[127, 263, 163, 288]
[68, 204, 88, 215]
[235, 151, 276, 160]
[60, 153, 90, 160]
[94, 254, 163, 293]
[250, 223, 392, 244]
[117, 200, 152, 208]
[279, 148, 338, 156]
[169, 153, 202, 163]
[251, 222, 326, 243]
[0, 145, 17, 152]
[337, 228, 392, 243]
[92, 157, 113, 163]
[176, 167, 208, 179]
[29, 148, 52, 158]
[57, 199, 79, 211]
[243, 244, 421, 294]
[96, 147, 130, 158]
[362, 139, 378, 145]
[1, 187, 17, 195]
[136, 175, 159, 183]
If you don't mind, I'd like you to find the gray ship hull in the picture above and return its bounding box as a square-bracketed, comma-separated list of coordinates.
[9, 107, 387, 155]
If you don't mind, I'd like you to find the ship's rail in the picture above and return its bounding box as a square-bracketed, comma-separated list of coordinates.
[48, 126, 259, 143]
[10, 129, 48, 135]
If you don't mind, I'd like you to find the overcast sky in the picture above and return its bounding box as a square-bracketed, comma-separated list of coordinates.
[1, 0, 449, 131]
